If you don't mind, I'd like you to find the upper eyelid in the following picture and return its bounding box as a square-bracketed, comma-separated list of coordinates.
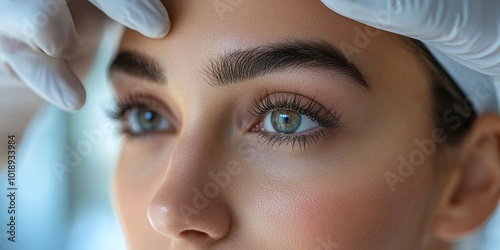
[249, 92, 341, 127]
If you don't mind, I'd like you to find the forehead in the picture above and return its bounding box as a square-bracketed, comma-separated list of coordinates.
[119, 0, 394, 59]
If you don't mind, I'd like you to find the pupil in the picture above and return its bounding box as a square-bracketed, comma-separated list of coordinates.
[139, 110, 158, 130]
[280, 115, 291, 124]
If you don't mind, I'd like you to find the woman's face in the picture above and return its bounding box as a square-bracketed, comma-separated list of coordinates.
[111, 0, 448, 249]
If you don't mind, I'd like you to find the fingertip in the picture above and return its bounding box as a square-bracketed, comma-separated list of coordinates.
[43, 61, 87, 112]
[145, 0, 171, 38]
[59, 67, 87, 112]
[93, 0, 171, 38]
[150, 18, 171, 38]
[121, 16, 170, 39]
[44, 77, 86, 112]
[133, 2, 171, 38]
[63, 83, 87, 112]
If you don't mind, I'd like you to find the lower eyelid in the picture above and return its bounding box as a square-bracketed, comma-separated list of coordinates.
[254, 129, 327, 149]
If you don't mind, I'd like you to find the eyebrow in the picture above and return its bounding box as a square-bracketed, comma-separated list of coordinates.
[205, 40, 369, 90]
[110, 40, 369, 90]
[110, 51, 166, 83]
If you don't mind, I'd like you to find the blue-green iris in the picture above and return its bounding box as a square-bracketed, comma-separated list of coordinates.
[271, 110, 302, 134]
[136, 109, 161, 132]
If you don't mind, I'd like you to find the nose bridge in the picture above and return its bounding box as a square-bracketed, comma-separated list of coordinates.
[147, 124, 233, 242]
[159, 129, 221, 207]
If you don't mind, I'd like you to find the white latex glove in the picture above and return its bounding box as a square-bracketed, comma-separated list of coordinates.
[321, 0, 500, 76]
[0, 0, 170, 111]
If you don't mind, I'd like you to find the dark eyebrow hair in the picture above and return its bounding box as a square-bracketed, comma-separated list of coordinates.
[109, 51, 166, 83]
[204, 40, 369, 90]
[109, 41, 369, 90]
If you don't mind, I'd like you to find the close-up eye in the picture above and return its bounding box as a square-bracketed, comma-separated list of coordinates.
[263, 110, 319, 134]
[108, 94, 173, 137]
[126, 107, 170, 134]
[249, 92, 342, 148]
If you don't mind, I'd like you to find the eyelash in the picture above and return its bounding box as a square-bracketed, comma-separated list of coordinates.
[249, 91, 341, 149]
[107, 92, 342, 148]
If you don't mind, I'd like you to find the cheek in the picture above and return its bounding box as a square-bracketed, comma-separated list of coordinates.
[114, 160, 153, 248]
[114, 145, 171, 248]
[240, 164, 429, 249]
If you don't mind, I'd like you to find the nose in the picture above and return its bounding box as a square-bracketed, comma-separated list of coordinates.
[147, 133, 232, 244]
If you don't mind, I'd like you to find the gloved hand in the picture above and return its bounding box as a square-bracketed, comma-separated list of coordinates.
[321, 0, 500, 76]
[0, 0, 170, 111]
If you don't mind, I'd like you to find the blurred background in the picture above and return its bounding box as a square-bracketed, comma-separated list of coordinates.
[0, 28, 499, 250]
[0, 31, 126, 250]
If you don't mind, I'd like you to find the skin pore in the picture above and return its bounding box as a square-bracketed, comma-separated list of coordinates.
[109, 0, 500, 249]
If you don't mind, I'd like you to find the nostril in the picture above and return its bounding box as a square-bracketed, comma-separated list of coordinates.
[180, 229, 210, 239]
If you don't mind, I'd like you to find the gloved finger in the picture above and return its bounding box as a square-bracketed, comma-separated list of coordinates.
[429, 40, 500, 76]
[321, 0, 500, 76]
[0, 37, 86, 112]
[0, 0, 79, 58]
[320, 0, 450, 39]
[89, 0, 170, 38]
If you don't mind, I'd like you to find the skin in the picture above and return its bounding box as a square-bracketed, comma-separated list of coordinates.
[111, 0, 500, 249]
